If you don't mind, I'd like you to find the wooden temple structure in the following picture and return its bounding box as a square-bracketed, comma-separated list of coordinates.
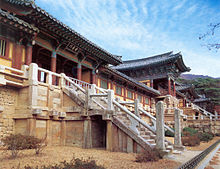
[0, 0, 218, 151]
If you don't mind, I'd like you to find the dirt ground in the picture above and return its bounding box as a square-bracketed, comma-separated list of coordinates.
[0, 146, 180, 169]
[1, 138, 219, 169]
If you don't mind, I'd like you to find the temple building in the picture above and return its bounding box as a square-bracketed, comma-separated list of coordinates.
[0, 0, 218, 154]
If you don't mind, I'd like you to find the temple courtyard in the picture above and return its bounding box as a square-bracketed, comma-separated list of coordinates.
[0, 137, 220, 169]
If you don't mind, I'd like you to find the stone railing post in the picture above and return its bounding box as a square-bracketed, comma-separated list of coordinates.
[134, 99, 140, 118]
[201, 115, 204, 120]
[21, 65, 29, 78]
[29, 63, 38, 85]
[174, 108, 184, 150]
[215, 111, 218, 120]
[28, 63, 38, 109]
[193, 115, 195, 120]
[107, 90, 114, 111]
[85, 84, 96, 111]
[114, 97, 121, 115]
[60, 73, 65, 87]
[90, 84, 96, 94]
[0, 65, 6, 85]
[46, 72, 52, 85]
[156, 101, 165, 150]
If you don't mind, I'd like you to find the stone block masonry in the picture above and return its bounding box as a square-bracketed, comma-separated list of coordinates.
[0, 86, 17, 140]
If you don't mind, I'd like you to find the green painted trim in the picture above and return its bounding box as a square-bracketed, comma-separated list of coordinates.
[35, 41, 94, 70]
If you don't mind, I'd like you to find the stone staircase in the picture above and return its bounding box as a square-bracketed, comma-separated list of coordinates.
[115, 111, 173, 154]
[62, 75, 174, 154]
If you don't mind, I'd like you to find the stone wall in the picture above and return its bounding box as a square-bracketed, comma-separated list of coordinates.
[0, 86, 17, 140]
[186, 119, 220, 135]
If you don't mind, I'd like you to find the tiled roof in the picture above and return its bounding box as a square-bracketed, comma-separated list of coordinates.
[104, 66, 161, 96]
[3, 0, 122, 65]
[194, 97, 211, 103]
[0, 8, 39, 33]
[176, 84, 192, 91]
[176, 84, 200, 99]
[112, 51, 190, 72]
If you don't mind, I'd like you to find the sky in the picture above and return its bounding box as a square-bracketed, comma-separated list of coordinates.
[36, 0, 220, 77]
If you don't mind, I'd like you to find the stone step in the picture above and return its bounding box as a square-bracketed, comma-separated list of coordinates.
[145, 139, 155, 144]
[141, 135, 150, 140]
[150, 134, 156, 139]
[166, 145, 173, 151]
[150, 143, 156, 148]
[162, 149, 171, 155]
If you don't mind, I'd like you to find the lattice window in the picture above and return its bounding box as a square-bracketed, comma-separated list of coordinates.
[0, 39, 6, 56]
[127, 90, 133, 99]
[137, 95, 142, 102]
[145, 97, 149, 104]
[116, 86, 122, 95]
[100, 79, 108, 89]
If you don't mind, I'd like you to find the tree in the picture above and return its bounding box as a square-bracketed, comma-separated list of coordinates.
[199, 22, 220, 50]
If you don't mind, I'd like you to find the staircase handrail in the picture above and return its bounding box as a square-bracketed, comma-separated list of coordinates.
[139, 107, 174, 134]
[95, 85, 108, 93]
[64, 76, 106, 110]
[196, 104, 214, 117]
[69, 77, 92, 90]
[64, 75, 86, 94]
[112, 99, 156, 133]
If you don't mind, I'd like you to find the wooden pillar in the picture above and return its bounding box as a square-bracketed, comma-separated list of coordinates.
[25, 42, 32, 65]
[77, 63, 82, 80]
[51, 50, 56, 72]
[123, 87, 126, 101]
[51, 50, 57, 84]
[92, 70, 96, 84]
[173, 81, 176, 97]
[168, 77, 171, 95]
[183, 98, 186, 107]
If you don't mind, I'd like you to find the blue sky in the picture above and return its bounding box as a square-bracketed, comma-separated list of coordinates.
[36, 0, 220, 77]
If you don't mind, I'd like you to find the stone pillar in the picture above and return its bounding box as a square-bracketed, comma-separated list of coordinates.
[168, 77, 171, 95]
[215, 111, 218, 120]
[201, 115, 204, 120]
[61, 120, 66, 146]
[28, 118, 36, 136]
[29, 63, 38, 107]
[46, 119, 52, 145]
[173, 81, 176, 97]
[106, 120, 113, 151]
[174, 108, 184, 150]
[134, 99, 140, 118]
[92, 70, 96, 84]
[77, 63, 82, 80]
[25, 42, 33, 65]
[107, 90, 114, 111]
[83, 118, 92, 148]
[156, 101, 165, 150]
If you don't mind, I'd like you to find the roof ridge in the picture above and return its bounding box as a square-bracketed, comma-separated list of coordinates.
[123, 51, 173, 63]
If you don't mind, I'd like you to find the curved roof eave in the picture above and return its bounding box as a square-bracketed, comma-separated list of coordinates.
[3, 0, 122, 65]
[175, 53, 191, 73]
